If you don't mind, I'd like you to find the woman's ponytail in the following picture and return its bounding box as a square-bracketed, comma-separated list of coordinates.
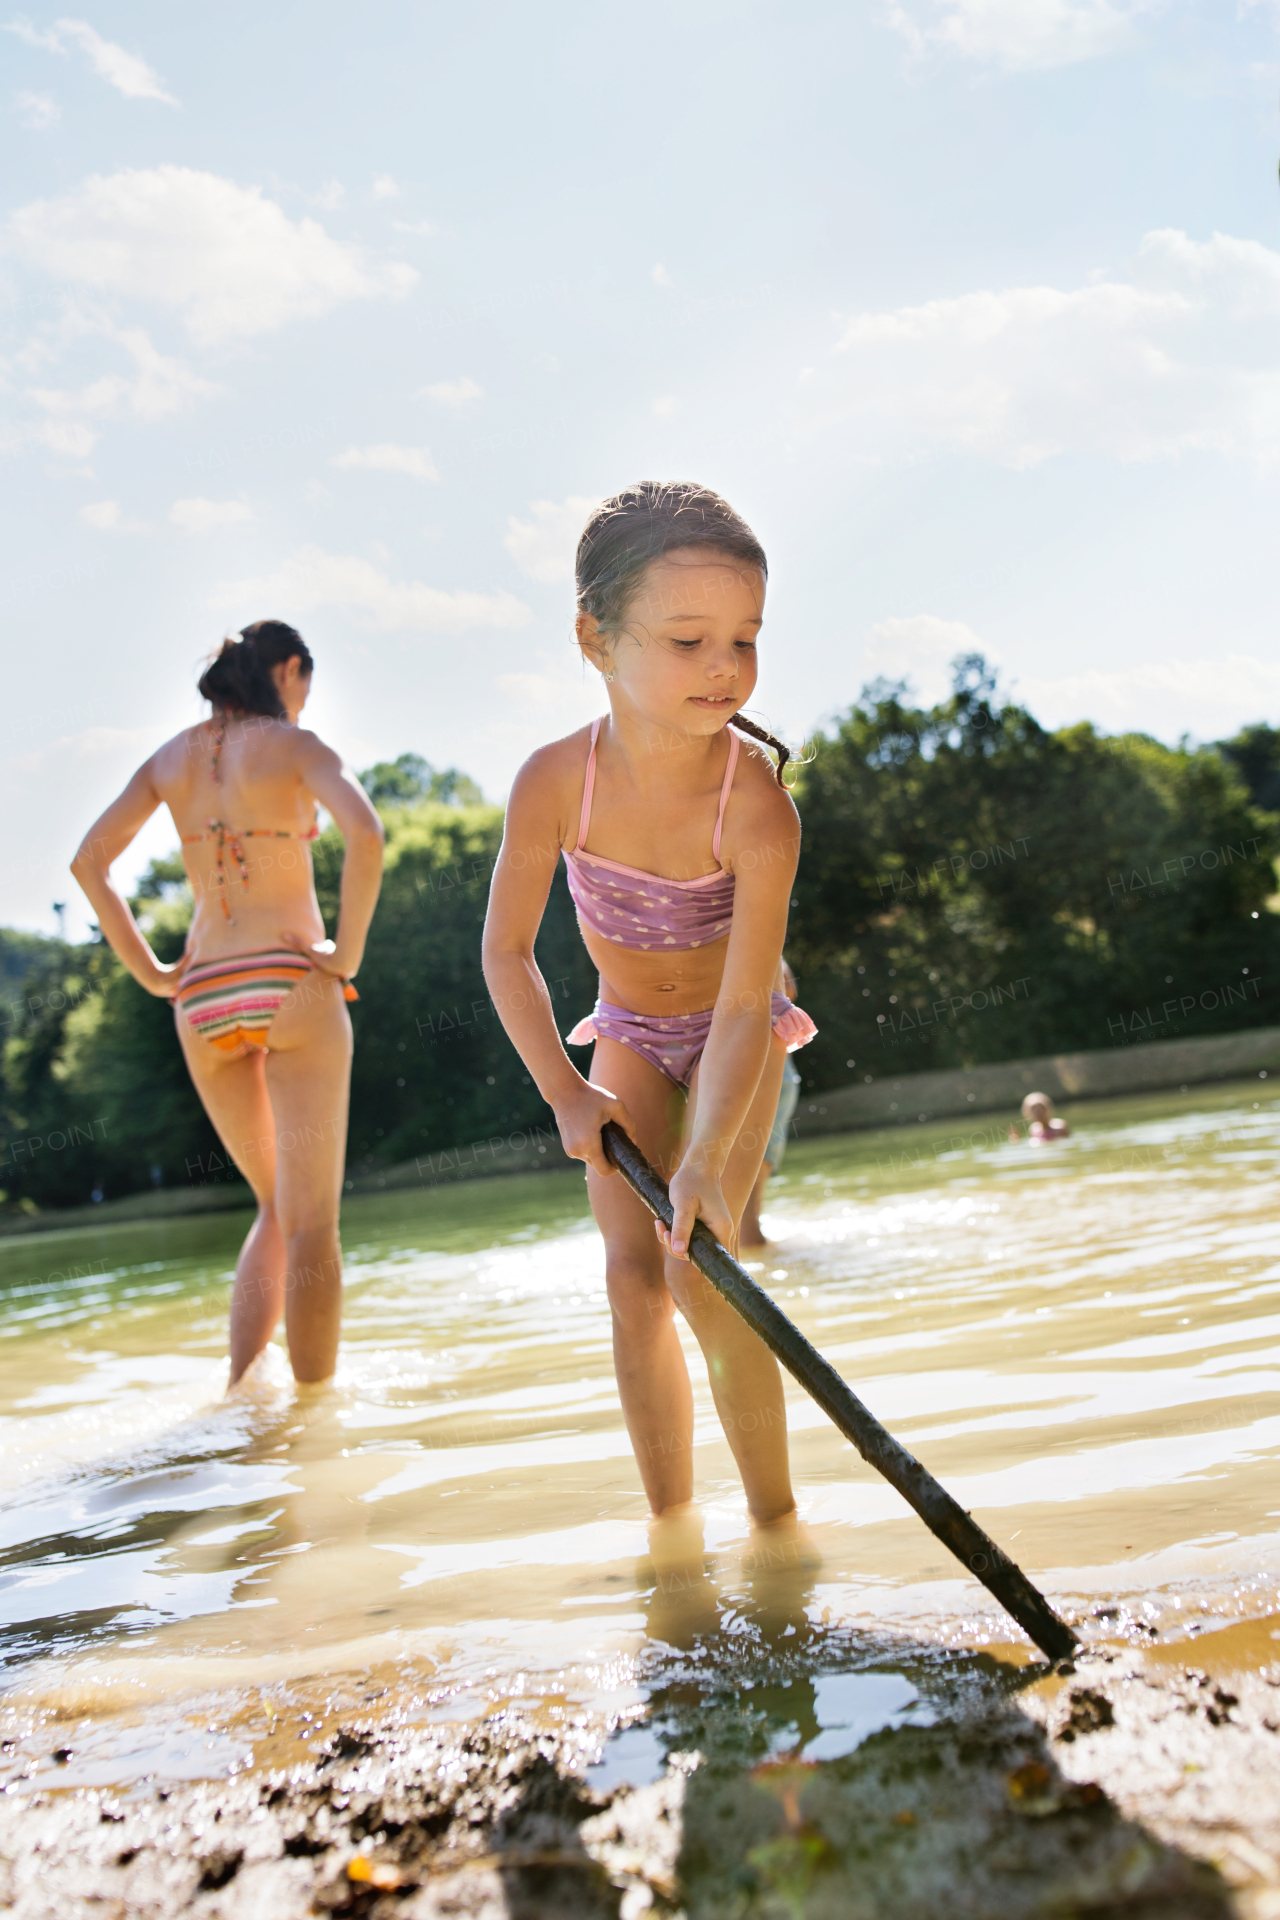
[197, 619, 313, 718]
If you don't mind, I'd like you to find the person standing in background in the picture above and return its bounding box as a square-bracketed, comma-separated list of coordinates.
[740, 958, 802, 1247]
[70, 621, 384, 1387]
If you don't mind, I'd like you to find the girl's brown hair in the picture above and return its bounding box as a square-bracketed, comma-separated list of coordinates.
[575, 481, 794, 785]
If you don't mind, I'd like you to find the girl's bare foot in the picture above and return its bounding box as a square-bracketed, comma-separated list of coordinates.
[643, 1504, 721, 1643]
[745, 1508, 822, 1575]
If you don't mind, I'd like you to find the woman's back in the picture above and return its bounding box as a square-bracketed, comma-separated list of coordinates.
[157, 715, 328, 960]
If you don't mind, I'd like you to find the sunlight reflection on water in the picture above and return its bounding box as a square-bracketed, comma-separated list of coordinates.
[1, 1077, 1277, 1788]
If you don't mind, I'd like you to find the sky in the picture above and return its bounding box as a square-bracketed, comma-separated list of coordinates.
[4, 0, 1280, 939]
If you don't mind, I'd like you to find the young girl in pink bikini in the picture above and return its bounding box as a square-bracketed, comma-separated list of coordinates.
[483, 483, 816, 1539]
[71, 621, 384, 1387]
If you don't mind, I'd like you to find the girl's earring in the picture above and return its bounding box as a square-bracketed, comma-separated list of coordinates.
[604, 669, 616, 683]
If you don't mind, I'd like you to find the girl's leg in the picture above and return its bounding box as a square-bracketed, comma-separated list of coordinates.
[173, 1012, 287, 1384]
[584, 1037, 694, 1514]
[263, 972, 353, 1383]
[667, 1035, 794, 1525]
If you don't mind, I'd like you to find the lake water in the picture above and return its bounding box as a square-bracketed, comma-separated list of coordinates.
[2, 1078, 1278, 1797]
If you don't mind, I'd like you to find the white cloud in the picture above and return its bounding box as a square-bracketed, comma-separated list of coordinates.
[6, 166, 417, 346]
[503, 495, 596, 584]
[29, 324, 216, 425]
[495, 666, 607, 722]
[652, 395, 678, 417]
[330, 443, 439, 480]
[886, 0, 1154, 70]
[311, 178, 344, 210]
[393, 219, 437, 237]
[856, 616, 1280, 745]
[372, 174, 398, 200]
[214, 545, 533, 633]
[15, 89, 59, 128]
[80, 499, 150, 533]
[12, 723, 159, 778]
[860, 614, 986, 705]
[809, 228, 1280, 467]
[4, 18, 60, 49]
[652, 263, 672, 287]
[8, 321, 215, 458]
[1020, 653, 1280, 742]
[26, 418, 96, 459]
[420, 376, 482, 408]
[5, 16, 177, 101]
[169, 496, 252, 534]
[55, 18, 178, 102]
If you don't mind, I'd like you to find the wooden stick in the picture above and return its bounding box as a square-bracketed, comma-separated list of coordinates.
[602, 1121, 1077, 1665]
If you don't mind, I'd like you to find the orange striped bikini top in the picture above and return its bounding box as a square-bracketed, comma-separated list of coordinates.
[180, 716, 320, 924]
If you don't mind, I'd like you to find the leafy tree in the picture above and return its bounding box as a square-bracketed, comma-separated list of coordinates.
[1217, 723, 1280, 819]
[787, 659, 1280, 1090]
[359, 753, 484, 809]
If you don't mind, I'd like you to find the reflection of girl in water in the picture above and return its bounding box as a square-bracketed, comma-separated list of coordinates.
[483, 483, 816, 1543]
[71, 621, 384, 1386]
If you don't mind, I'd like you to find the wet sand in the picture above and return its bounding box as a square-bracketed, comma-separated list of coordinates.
[2, 1619, 1278, 1916]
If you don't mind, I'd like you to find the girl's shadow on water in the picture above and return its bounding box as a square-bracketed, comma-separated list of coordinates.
[588, 1532, 1233, 1920]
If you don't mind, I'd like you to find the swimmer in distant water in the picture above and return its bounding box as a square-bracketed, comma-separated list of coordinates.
[71, 621, 385, 1388]
[1017, 1091, 1070, 1142]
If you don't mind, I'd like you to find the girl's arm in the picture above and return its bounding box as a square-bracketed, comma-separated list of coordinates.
[70, 759, 184, 995]
[663, 782, 800, 1259]
[283, 733, 385, 981]
[482, 751, 633, 1178]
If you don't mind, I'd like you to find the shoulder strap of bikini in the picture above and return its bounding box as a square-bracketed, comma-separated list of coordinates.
[210, 715, 226, 785]
[712, 728, 740, 863]
[573, 716, 603, 852]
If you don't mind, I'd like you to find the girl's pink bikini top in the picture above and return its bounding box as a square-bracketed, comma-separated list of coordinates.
[563, 716, 739, 951]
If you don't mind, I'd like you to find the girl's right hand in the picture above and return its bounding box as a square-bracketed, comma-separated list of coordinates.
[553, 1079, 635, 1177]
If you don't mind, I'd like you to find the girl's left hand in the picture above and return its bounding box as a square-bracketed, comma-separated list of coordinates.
[660, 1157, 735, 1262]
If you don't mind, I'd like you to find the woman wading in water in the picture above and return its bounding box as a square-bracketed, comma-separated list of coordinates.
[71, 621, 384, 1386]
[483, 483, 815, 1546]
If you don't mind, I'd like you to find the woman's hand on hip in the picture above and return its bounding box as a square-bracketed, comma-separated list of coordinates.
[553, 1080, 636, 1178]
[143, 955, 190, 999]
[661, 1157, 734, 1262]
[281, 933, 356, 982]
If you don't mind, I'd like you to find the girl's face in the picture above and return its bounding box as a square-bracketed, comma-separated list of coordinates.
[580, 545, 765, 737]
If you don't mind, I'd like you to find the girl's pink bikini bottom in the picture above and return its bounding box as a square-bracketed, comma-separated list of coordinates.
[566, 989, 816, 1091]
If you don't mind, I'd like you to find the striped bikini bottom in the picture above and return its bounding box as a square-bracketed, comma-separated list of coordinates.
[175, 948, 357, 1057]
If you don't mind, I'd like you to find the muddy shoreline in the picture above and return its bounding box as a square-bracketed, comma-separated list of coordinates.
[3, 1623, 1279, 1919]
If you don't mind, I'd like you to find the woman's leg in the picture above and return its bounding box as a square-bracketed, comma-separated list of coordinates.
[667, 1036, 794, 1524]
[173, 1011, 287, 1384]
[262, 971, 353, 1383]
[584, 1037, 695, 1514]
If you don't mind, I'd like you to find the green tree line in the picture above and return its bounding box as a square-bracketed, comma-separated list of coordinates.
[3, 672, 1278, 1212]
